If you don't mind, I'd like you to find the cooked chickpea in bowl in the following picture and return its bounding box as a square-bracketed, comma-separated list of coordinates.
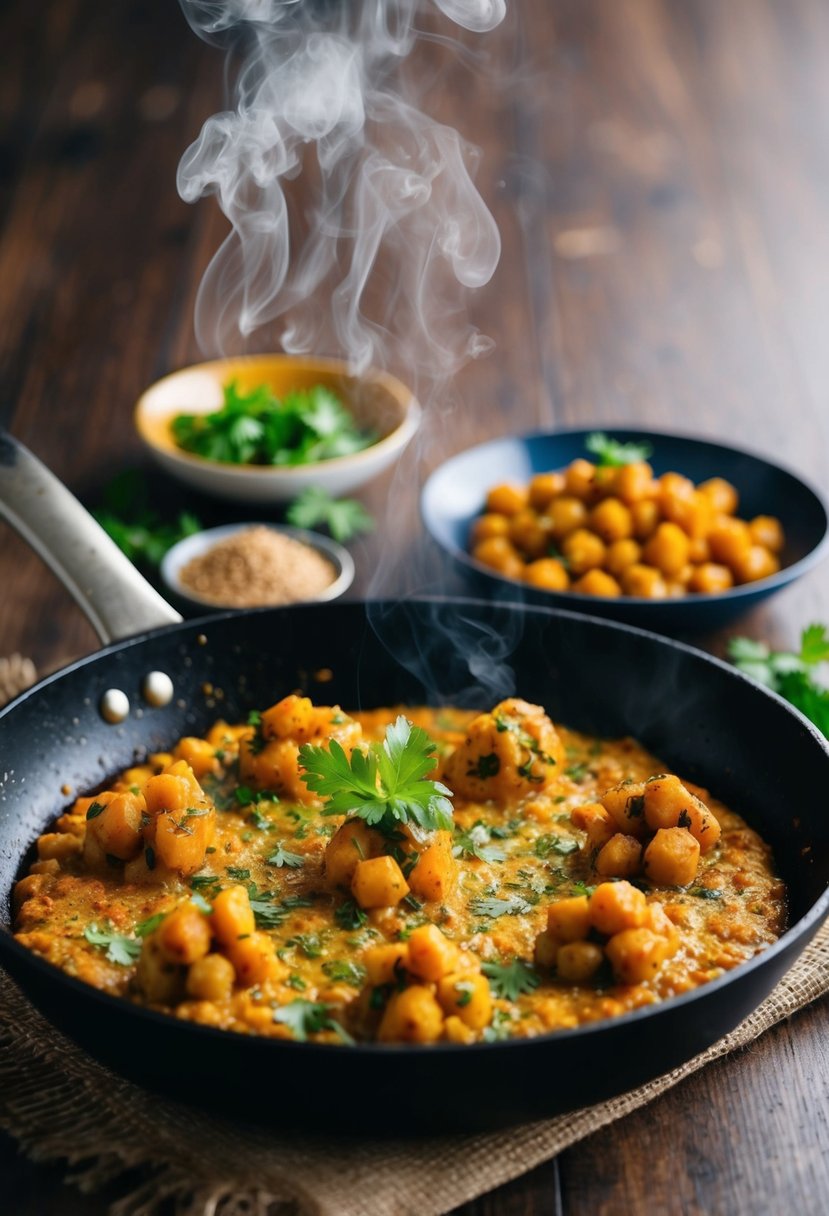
[472, 442, 784, 600]
[420, 428, 829, 631]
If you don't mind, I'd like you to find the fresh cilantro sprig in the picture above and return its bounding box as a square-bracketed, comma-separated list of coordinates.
[273, 999, 354, 1044]
[93, 470, 201, 570]
[83, 922, 142, 966]
[453, 823, 507, 863]
[299, 716, 454, 835]
[468, 894, 533, 919]
[286, 486, 375, 543]
[482, 958, 540, 1001]
[171, 380, 375, 468]
[266, 844, 304, 869]
[585, 432, 653, 468]
[729, 625, 829, 737]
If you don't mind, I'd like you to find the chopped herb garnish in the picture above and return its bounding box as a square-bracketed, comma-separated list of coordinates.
[564, 763, 589, 783]
[299, 717, 454, 835]
[468, 894, 533, 919]
[84, 922, 142, 966]
[135, 912, 165, 938]
[585, 432, 653, 468]
[334, 898, 367, 930]
[286, 933, 324, 958]
[85, 801, 106, 820]
[453, 980, 475, 1007]
[321, 959, 367, 987]
[453, 823, 507, 863]
[226, 866, 251, 881]
[482, 958, 540, 1001]
[689, 886, 725, 900]
[266, 844, 304, 869]
[190, 892, 214, 915]
[272, 998, 354, 1044]
[534, 834, 579, 858]
[191, 873, 221, 889]
[482, 1008, 516, 1042]
[467, 753, 500, 780]
[287, 974, 307, 991]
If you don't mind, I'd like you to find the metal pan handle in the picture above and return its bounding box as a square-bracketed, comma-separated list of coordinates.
[0, 430, 182, 644]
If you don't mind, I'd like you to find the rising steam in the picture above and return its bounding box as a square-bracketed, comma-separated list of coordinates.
[177, 0, 504, 378]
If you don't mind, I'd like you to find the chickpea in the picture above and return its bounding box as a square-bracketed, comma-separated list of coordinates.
[688, 535, 711, 564]
[485, 483, 528, 516]
[708, 518, 752, 567]
[630, 499, 661, 540]
[508, 509, 549, 559]
[749, 516, 784, 553]
[698, 477, 739, 516]
[556, 941, 604, 983]
[528, 471, 566, 509]
[621, 563, 669, 599]
[589, 498, 634, 543]
[643, 522, 692, 577]
[615, 461, 655, 504]
[564, 458, 598, 501]
[658, 471, 695, 523]
[472, 536, 525, 579]
[572, 569, 622, 598]
[470, 513, 510, 545]
[688, 563, 734, 595]
[186, 953, 235, 1001]
[605, 538, 641, 577]
[562, 528, 607, 575]
[548, 496, 589, 541]
[731, 545, 780, 584]
[523, 557, 570, 592]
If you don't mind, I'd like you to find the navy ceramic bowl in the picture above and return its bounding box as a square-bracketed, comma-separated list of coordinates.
[421, 428, 829, 633]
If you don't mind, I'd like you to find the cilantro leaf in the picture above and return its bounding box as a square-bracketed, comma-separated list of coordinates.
[453, 823, 507, 863]
[321, 959, 367, 987]
[729, 626, 829, 737]
[299, 717, 454, 835]
[468, 894, 533, 919]
[266, 844, 304, 869]
[482, 958, 540, 1001]
[800, 624, 829, 667]
[272, 999, 353, 1044]
[585, 432, 653, 468]
[84, 922, 142, 966]
[286, 486, 375, 543]
[534, 834, 579, 858]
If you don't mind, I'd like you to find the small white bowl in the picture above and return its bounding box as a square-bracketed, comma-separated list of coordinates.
[161, 522, 355, 612]
[135, 354, 420, 504]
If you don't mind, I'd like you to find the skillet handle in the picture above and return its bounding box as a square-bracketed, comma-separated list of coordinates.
[0, 430, 182, 644]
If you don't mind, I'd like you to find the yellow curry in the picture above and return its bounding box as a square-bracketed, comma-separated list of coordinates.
[14, 696, 785, 1045]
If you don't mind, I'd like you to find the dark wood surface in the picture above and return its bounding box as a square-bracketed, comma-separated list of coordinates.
[2, 0, 829, 1211]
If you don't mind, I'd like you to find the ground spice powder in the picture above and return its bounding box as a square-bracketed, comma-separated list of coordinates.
[178, 526, 336, 607]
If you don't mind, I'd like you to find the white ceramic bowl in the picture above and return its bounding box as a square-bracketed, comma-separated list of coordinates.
[161, 522, 355, 612]
[135, 354, 420, 504]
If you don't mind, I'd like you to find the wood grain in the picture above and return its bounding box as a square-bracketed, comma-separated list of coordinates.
[1, 0, 829, 1212]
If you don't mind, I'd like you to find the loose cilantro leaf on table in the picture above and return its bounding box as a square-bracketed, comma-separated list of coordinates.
[272, 999, 353, 1044]
[286, 486, 375, 543]
[729, 625, 829, 737]
[299, 716, 454, 835]
[482, 959, 540, 1001]
[93, 471, 201, 570]
[171, 381, 376, 468]
[585, 432, 653, 468]
[83, 922, 142, 966]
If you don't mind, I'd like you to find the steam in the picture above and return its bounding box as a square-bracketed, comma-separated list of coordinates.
[177, 0, 504, 376]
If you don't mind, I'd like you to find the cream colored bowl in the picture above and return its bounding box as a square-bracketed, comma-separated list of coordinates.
[135, 354, 420, 504]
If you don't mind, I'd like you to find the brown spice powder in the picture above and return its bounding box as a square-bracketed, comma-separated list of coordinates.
[178, 526, 336, 608]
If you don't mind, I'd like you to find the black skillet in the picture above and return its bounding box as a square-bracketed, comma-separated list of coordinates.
[1, 431, 828, 1135]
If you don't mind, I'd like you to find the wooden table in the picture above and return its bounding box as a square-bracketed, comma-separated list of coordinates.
[2, 0, 828, 1211]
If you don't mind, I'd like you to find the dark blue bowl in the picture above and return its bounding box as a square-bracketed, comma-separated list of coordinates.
[421, 428, 829, 634]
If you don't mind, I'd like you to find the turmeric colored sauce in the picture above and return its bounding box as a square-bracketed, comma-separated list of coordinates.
[14, 698, 785, 1045]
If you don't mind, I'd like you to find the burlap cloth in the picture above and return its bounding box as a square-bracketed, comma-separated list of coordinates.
[2, 924, 828, 1216]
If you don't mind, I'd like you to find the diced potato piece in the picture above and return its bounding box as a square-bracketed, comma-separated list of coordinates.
[13, 873, 47, 911]
[36, 832, 83, 863]
[643, 827, 700, 886]
[589, 880, 647, 935]
[643, 775, 721, 853]
[436, 971, 492, 1030]
[135, 934, 184, 1004]
[556, 941, 604, 983]
[87, 791, 146, 861]
[406, 924, 460, 981]
[30, 859, 60, 875]
[324, 818, 384, 889]
[186, 952, 236, 1001]
[226, 931, 282, 987]
[443, 698, 564, 803]
[352, 855, 409, 909]
[156, 902, 212, 965]
[54, 813, 86, 838]
[407, 830, 457, 903]
[261, 694, 315, 740]
[600, 781, 648, 838]
[534, 929, 559, 969]
[595, 833, 643, 878]
[644, 902, 681, 955]
[443, 1015, 476, 1043]
[363, 942, 410, 986]
[211, 884, 256, 946]
[378, 984, 445, 1043]
[571, 801, 617, 849]
[546, 895, 591, 942]
[144, 764, 202, 817]
[605, 928, 672, 984]
[172, 736, 220, 778]
[153, 807, 216, 876]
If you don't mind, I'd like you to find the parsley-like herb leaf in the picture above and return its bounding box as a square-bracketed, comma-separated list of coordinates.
[266, 844, 304, 869]
[482, 958, 540, 1001]
[321, 959, 367, 987]
[469, 894, 533, 919]
[585, 432, 653, 468]
[729, 625, 829, 737]
[272, 999, 353, 1044]
[286, 486, 375, 543]
[83, 922, 142, 966]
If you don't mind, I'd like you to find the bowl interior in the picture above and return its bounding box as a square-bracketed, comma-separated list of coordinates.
[421, 429, 829, 627]
[136, 354, 414, 467]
